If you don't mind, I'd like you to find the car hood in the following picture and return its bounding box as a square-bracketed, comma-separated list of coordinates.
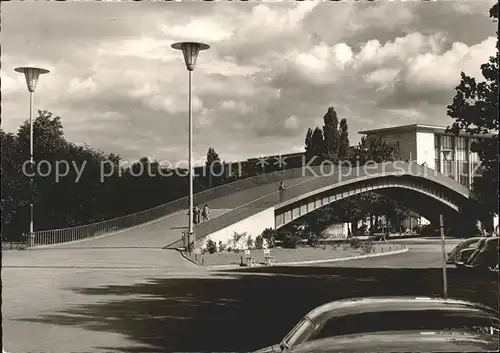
[286, 330, 499, 353]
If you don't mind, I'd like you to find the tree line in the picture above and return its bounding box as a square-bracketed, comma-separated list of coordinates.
[1, 111, 227, 241]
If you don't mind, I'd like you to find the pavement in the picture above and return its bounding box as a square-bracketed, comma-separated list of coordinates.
[3, 235, 497, 353]
[1, 175, 319, 353]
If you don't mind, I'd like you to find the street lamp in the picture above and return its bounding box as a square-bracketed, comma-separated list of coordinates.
[171, 42, 210, 251]
[15, 66, 50, 247]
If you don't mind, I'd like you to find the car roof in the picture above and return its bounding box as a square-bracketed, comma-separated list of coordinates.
[287, 330, 499, 353]
[304, 296, 498, 323]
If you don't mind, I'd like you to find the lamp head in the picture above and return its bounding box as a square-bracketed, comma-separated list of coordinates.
[171, 42, 210, 71]
[15, 67, 50, 92]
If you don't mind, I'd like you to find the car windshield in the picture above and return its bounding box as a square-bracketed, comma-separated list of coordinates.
[475, 239, 486, 249]
[282, 318, 315, 348]
[307, 310, 499, 342]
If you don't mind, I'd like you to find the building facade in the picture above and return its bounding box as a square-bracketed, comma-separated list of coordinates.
[359, 124, 491, 189]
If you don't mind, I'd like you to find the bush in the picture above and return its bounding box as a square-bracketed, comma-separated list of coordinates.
[361, 239, 374, 254]
[206, 239, 217, 254]
[307, 233, 320, 247]
[232, 231, 245, 246]
[246, 236, 254, 249]
[419, 224, 439, 237]
[261, 228, 277, 248]
[354, 224, 368, 236]
[227, 246, 232, 252]
[218, 241, 226, 252]
[255, 235, 264, 250]
[281, 231, 300, 249]
[349, 237, 362, 249]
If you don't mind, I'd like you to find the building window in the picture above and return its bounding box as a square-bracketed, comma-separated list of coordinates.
[434, 135, 440, 172]
[456, 136, 467, 162]
[443, 160, 454, 178]
[442, 135, 454, 150]
[458, 161, 469, 183]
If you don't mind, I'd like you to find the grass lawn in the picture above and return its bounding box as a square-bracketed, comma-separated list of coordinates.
[198, 243, 400, 266]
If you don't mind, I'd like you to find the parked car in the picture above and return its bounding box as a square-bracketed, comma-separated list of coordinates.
[455, 237, 487, 266]
[446, 237, 482, 264]
[456, 237, 498, 269]
[285, 330, 499, 353]
[253, 296, 499, 353]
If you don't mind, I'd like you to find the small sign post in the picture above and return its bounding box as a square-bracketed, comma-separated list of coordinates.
[439, 214, 448, 299]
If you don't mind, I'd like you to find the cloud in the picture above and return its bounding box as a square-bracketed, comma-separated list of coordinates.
[377, 36, 497, 108]
[1, 1, 497, 163]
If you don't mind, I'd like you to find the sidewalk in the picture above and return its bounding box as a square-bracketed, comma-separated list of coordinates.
[183, 243, 408, 268]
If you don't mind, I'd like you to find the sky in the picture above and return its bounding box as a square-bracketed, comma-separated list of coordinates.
[1, 1, 497, 165]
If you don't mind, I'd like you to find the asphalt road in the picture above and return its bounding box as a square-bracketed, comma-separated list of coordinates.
[3, 238, 497, 353]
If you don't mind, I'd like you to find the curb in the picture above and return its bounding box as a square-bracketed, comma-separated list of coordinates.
[280, 248, 409, 266]
[176, 249, 201, 266]
[204, 247, 409, 270]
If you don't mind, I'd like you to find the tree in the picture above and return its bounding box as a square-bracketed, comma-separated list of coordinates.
[304, 128, 313, 161]
[447, 2, 498, 219]
[205, 147, 221, 188]
[354, 136, 399, 164]
[309, 127, 325, 164]
[338, 118, 350, 160]
[1, 130, 27, 239]
[322, 106, 340, 162]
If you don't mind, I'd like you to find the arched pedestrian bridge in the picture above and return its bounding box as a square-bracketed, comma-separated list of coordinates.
[28, 162, 471, 249]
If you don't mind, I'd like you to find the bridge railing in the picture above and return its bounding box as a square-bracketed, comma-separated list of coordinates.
[31, 162, 466, 247]
[30, 165, 316, 247]
[195, 168, 334, 241]
[194, 163, 469, 242]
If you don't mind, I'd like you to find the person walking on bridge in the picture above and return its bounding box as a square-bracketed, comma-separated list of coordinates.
[202, 204, 210, 221]
[193, 204, 201, 225]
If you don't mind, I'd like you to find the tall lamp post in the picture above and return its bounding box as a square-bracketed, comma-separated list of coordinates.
[171, 42, 210, 251]
[15, 66, 50, 247]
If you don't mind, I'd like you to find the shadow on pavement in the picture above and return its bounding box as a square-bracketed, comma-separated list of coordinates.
[17, 266, 498, 352]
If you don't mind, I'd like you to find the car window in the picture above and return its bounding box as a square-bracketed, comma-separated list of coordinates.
[474, 239, 486, 249]
[283, 318, 315, 348]
[308, 310, 499, 341]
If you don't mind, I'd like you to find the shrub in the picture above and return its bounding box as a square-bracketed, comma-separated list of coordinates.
[246, 236, 254, 249]
[227, 246, 232, 252]
[361, 239, 374, 254]
[232, 231, 245, 246]
[281, 231, 300, 249]
[307, 233, 320, 247]
[419, 224, 438, 237]
[255, 235, 264, 250]
[206, 239, 217, 254]
[349, 237, 362, 249]
[261, 228, 277, 248]
[218, 241, 226, 252]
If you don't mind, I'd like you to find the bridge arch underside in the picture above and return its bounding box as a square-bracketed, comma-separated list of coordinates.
[275, 175, 470, 229]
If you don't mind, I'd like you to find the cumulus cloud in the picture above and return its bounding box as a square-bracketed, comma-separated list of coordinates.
[1, 1, 497, 163]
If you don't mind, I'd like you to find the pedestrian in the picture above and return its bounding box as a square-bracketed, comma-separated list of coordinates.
[202, 204, 210, 221]
[278, 181, 286, 191]
[193, 204, 201, 225]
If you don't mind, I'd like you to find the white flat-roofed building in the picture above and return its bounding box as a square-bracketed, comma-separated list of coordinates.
[359, 123, 493, 189]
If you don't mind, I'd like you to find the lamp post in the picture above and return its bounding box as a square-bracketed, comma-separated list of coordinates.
[171, 42, 210, 252]
[14, 67, 50, 247]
